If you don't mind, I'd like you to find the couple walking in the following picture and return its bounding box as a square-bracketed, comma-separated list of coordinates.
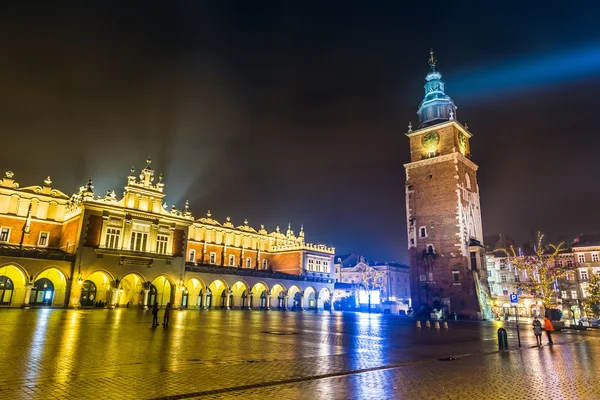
[152, 302, 172, 327]
[532, 314, 554, 346]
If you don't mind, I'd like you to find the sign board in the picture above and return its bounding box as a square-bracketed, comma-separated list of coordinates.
[509, 293, 518, 304]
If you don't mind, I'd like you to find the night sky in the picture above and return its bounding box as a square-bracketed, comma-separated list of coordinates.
[2, 2, 600, 262]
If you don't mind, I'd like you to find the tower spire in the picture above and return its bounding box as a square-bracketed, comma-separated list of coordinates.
[415, 49, 457, 129]
[428, 48, 437, 71]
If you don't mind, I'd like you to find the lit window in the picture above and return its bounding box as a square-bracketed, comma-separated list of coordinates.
[581, 270, 589, 280]
[229, 255, 235, 266]
[189, 249, 196, 262]
[578, 254, 585, 263]
[38, 232, 49, 247]
[156, 235, 169, 255]
[105, 228, 121, 249]
[130, 231, 148, 252]
[561, 290, 567, 299]
[246, 257, 251, 268]
[593, 254, 599, 262]
[209, 252, 216, 264]
[571, 290, 578, 299]
[0, 227, 10, 243]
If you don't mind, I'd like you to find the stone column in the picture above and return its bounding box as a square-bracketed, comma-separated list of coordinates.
[142, 289, 150, 309]
[68, 280, 83, 309]
[248, 294, 253, 310]
[314, 295, 319, 311]
[172, 284, 183, 310]
[225, 290, 231, 310]
[22, 283, 33, 308]
[108, 288, 118, 309]
[204, 292, 210, 309]
[265, 294, 271, 310]
[298, 292, 304, 310]
[284, 294, 289, 311]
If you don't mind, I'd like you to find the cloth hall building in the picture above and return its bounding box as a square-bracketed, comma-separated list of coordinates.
[0, 159, 335, 311]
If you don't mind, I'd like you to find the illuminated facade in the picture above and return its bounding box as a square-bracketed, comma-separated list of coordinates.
[0, 159, 334, 310]
[405, 52, 493, 319]
[487, 235, 600, 322]
[333, 254, 411, 312]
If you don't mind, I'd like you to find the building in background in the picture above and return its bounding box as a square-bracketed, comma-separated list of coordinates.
[333, 254, 410, 313]
[404, 52, 492, 319]
[0, 159, 334, 310]
[485, 233, 600, 323]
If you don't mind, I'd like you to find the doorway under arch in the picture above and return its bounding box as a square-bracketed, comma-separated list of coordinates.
[82, 270, 113, 307]
[0, 264, 27, 306]
[32, 268, 67, 307]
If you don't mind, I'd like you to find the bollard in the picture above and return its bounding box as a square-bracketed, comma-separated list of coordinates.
[442, 321, 448, 329]
[497, 327, 508, 349]
[425, 320, 431, 328]
[416, 320, 421, 328]
[434, 321, 440, 329]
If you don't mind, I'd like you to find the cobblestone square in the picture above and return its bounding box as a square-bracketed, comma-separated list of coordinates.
[0, 309, 599, 399]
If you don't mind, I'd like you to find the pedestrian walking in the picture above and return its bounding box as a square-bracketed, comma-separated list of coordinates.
[532, 316, 543, 346]
[163, 302, 171, 327]
[544, 313, 554, 345]
[152, 302, 159, 327]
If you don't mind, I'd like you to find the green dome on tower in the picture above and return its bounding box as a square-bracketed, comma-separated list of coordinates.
[416, 49, 457, 128]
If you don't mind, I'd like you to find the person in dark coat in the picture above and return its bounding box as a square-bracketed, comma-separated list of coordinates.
[532, 316, 543, 346]
[163, 302, 171, 327]
[152, 302, 159, 327]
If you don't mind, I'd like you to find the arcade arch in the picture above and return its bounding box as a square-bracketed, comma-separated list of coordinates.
[250, 282, 269, 309]
[318, 287, 332, 310]
[230, 280, 250, 309]
[116, 273, 145, 307]
[183, 277, 206, 309]
[0, 264, 27, 306]
[81, 270, 113, 307]
[150, 275, 174, 307]
[207, 279, 229, 309]
[287, 285, 302, 310]
[32, 267, 68, 307]
[304, 286, 317, 310]
[270, 283, 286, 310]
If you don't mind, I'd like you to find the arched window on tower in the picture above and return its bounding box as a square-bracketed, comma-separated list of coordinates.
[465, 174, 471, 190]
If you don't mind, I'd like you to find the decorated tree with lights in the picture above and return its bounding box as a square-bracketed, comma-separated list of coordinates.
[586, 274, 600, 317]
[357, 264, 386, 313]
[498, 232, 570, 313]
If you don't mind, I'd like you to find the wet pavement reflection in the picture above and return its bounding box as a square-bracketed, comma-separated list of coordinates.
[0, 309, 599, 399]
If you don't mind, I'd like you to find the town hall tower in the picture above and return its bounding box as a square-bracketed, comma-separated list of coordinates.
[404, 51, 492, 319]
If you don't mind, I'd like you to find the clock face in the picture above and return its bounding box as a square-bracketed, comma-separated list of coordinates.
[421, 131, 440, 149]
[457, 131, 467, 150]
